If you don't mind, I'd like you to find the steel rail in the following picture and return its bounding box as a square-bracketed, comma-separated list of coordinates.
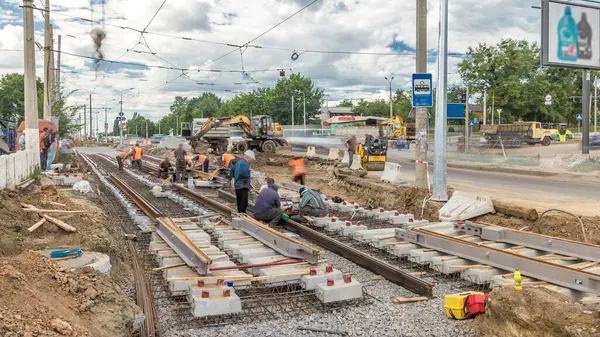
[215, 190, 434, 297]
[109, 173, 164, 220]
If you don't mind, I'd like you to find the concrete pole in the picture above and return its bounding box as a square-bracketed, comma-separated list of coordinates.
[491, 92, 495, 125]
[414, 0, 428, 190]
[55, 34, 61, 102]
[595, 77, 597, 134]
[23, 0, 40, 158]
[104, 105, 108, 142]
[385, 76, 394, 117]
[48, 25, 55, 115]
[83, 104, 87, 138]
[432, 0, 448, 201]
[583, 70, 590, 154]
[483, 89, 487, 125]
[292, 95, 295, 137]
[464, 87, 469, 153]
[145, 121, 148, 138]
[42, 0, 51, 120]
[89, 94, 93, 138]
[303, 94, 306, 134]
[120, 92, 124, 143]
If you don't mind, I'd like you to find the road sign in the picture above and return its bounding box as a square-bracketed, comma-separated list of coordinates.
[120, 117, 126, 121]
[576, 113, 583, 121]
[545, 94, 552, 105]
[120, 123, 126, 129]
[447, 104, 465, 120]
[116, 116, 121, 121]
[118, 111, 124, 117]
[412, 73, 433, 107]
[469, 121, 475, 127]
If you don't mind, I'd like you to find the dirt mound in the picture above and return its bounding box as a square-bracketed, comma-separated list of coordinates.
[0, 186, 123, 258]
[0, 251, 141, 337]
[469, 287, 599, 337]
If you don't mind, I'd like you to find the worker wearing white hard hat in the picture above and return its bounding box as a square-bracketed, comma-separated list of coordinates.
[233, 149, 256, 213]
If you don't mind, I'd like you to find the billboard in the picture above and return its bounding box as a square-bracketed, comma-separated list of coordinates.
[542, 0, 600, 69]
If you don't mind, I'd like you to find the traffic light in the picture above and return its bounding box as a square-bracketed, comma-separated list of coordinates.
[458, 92, 467, 103]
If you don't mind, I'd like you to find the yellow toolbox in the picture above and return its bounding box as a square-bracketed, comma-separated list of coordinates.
[444, 291, 485, 320]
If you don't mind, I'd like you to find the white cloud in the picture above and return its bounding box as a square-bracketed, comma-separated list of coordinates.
[0, 0, 543, 132]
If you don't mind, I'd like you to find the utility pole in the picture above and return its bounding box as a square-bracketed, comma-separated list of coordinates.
[414, 0, 428, 190]
[432, 0, 448, 201]
[158, 122, 161, 134]
[583, 70, 591, 154]
[42, 0, 51, 120]
[55, 34, 61, 102]
[83, 104, 87, 138]
[483, 89, 487, 125]
[594, 76, 597, 134]
[464, 87, 469, 153]
[89, 94, 93, 139]
[491, 92, 495, 125]
[291, 95, 295, 137]
[385, 77, 394, 117]
[23, 0, 40, 158]
[303, 94, 306, 135]
[145, 121, 148, 138]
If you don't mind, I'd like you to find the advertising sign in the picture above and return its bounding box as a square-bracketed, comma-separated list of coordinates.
[542, 0, 600, 69]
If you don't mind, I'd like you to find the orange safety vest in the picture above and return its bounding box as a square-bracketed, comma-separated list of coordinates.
[40, 132, 48, 150]
[117, 152, 129, 159]
[193, 155, 207, 167]
[222, 153, 234, 168]
[288, 159, 307, 177]
[132, 147, 143, 160]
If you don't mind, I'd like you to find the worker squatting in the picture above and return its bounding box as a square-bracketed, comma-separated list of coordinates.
[115, 144, 328, 229]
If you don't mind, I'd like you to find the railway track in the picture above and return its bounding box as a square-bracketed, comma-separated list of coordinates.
[82, 153, 371, 335]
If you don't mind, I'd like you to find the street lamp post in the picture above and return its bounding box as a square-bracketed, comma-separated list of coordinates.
[119, 88, 134, 143]
[291, 96, 295, 137]
[595, 77, 598, 134]
[384, 76, 394, 117]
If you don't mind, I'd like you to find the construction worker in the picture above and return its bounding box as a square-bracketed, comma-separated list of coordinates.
[173, 144, 187, 182]
[288, 157, 307, 185]
[46, 130, 58, 172]
[39, 127, 50, 170]
[233, 150, 255, 213]
[191, 154, 209, 173]
[222, 152, 234, 169]
[158, 157, 172, 178]
[253, 178, 283, 227]
[116, 151, 131, 170]
[344, 135, 357, 168]
[132, 143, 143, 170]
[296, 187, 328, 219]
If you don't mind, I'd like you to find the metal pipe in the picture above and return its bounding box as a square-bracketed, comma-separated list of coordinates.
[432, 0, 448, 201]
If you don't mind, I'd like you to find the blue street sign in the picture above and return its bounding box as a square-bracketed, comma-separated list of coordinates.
[412, 73, 433, 108]
[447, 104, 465, 120]
[576, 113, 583, 121]
[469, 121, 475, 127]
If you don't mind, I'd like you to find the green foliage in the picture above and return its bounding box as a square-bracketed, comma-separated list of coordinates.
[0, 73, 44, 122]
[458, 38, 585, 124]
[337, 100, 354, 108]
[348, 89, 412, 119]
[26, 167, 44, 184]
[124, 112, 157, 137]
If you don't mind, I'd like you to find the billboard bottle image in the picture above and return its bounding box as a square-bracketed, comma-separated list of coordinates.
[578, 12, 592, 59]
[558, 6, 578, 62]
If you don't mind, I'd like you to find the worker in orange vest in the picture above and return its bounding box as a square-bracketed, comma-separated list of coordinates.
[191, 154, 209, 173]
[222, 153, 234, 169]
[39, 127, 50, 170]
[131, 143, 144, 170]
[288, 157, 307, 185]
[116, 151, 131, 170]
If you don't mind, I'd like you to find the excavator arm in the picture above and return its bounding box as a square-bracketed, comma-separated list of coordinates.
[188, 115, 253, 153]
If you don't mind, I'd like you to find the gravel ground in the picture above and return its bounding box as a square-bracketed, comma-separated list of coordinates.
[91, 154, 195, 218]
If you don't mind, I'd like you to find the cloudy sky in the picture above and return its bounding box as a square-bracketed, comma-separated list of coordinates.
[0, 0, 540, 131]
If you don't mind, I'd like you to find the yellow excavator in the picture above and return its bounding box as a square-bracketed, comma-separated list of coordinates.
[188, 115, 288, 154]
[378, 116, 416, 141]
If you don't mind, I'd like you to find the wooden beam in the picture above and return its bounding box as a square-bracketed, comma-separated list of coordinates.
[152, 263, 187, 271]
[27, 218, 47, 232]
[392, 296, 429, 304]
[41, 214, 77, 232]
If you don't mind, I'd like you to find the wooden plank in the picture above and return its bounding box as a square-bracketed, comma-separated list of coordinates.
[493, 200, 539, 220]
[27, 218, 47, 232]
[22, 208, 87, 214]
[392, 296, 429, 304]
[568, 261, 599, 270]
[46, 201, 67, 207]
[153, 263, 187, 271]
[384, 241, 409, 246]
[42, 214, 77, 232]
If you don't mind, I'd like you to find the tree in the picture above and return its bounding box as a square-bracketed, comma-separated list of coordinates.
[0, 73, 44, 122]
[337, 100, 354, 108]
[266, 74, 324, 124]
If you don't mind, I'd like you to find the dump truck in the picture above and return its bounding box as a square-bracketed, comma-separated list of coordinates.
[480, 122, 554, 148]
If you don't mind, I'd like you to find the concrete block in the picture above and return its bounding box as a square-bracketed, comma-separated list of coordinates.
[461, 267, 505, 284]
[316, 278, 362, 303]
[341, 224, 368, 236]
[325, 219, 352, 232]
[238, 247, 279, 263]
[306, 146, 317, 157]
[258, 265, 311, 284]
[388, 213, 414, 225]
[401, 219, 430, 229]
[341, 150, 350, 165]
[409, 248, 445, 265]
[353, 228, 396, 242]
[439, 191, 495, 221]
[387, 242, 421, 257]
[230, 242, 265, 255]
[337, 201, 361, 213]
[375, 209, 399, 220]
[14, 151, 23, 183]
[0, 155, 7, 189]
[349, 155, 362, 170]
[381, 162, 403, 184]
[191, 293, 242, 317]
[327, 148, 340, 160]
[245, 255, 287, 274]
[431, 256, 477, 274]
[302, 269, 343, 290]
[6, 154, 15, 189]
[220, 238, 257, 249]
